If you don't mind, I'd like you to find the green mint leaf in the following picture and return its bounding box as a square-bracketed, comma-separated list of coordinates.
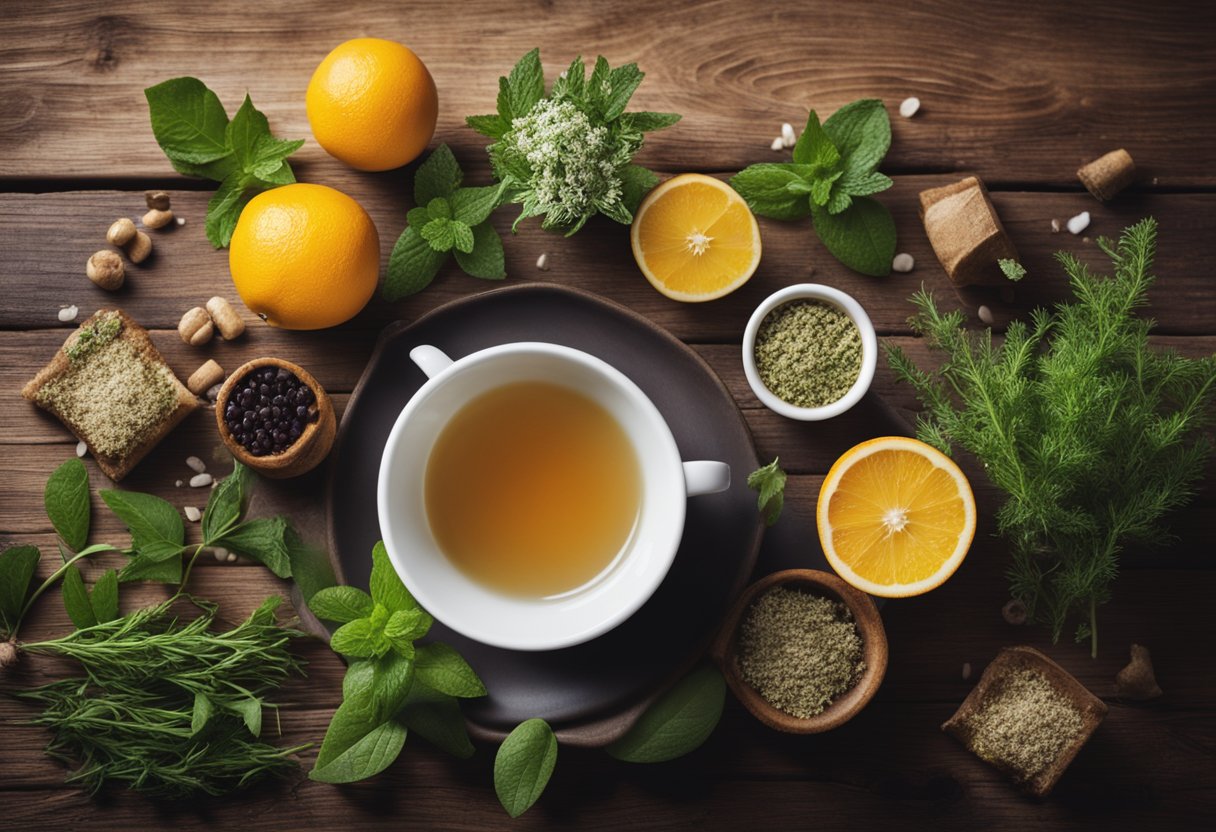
[89, 569, 119, 623]
[619, 164, 660, 215]
[205, 171, 253, 248]
[606, 664, 725, 762]
[400, 681, 475, 759]
[340, 652, 414, 715]
[309, 585, 375, 623]
[792, 110, 842, 176]
[309, 699, 407, 784]
[494, 718, 557, 818]
[202, 460, 251, 542]
[215, 516, 292, 578]
[426, 197, 452, 220]
[414, 145, 464, 206]
[825, 187, 853, 215]
[809, 176, 834, 207]
[61, 564, 98, 629]
[406, 206, 430, 230]
[822, 99, 890, 177]
[370, 541, 416, 612]
[100, 490, 185, 562]
[285, 524, 336, 604]
[453, 222, 506, 280]
[250, 136, 304, 180]
[465, 114, 509, 139]
[730, 164, 814, 221]
[549, 56, 586, 100]
[144, 77, 231, 166]
[384, 226, 447, 300]
[451, 183, 504, 227]
[384, 607, 432, 643]
[586, 56, 612, 115]
[598, 193, 633, 227]
[45, 457, 90, 552]
[838, 169, 893, 198]
[449, 221, 475, 254]
[230, 696, 263, 737]
[226, 94, 270, 172]
[811, 197, 896, 277]
[746, 458, 787, 527]
[330, 617, 390, 659]
[191, 691, 214, 735]
[500, 48, 544, 121]
[119, 552, 182, 584]
[999, 258, 1027, 282]
[621, 111, 681, 132]
[421, 219, 455, 251]
[415, 642, 486, 698]
[0, 545, 40, 635]
[601, 62, 645, 121]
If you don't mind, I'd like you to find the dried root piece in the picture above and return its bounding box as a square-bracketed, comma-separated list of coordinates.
[1115, 644, 1162, 701]
[919, 176, 1018, 286]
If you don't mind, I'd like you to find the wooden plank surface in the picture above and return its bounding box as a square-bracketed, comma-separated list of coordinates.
[2, 0, 1214, 829]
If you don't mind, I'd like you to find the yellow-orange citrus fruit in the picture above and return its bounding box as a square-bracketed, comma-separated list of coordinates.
[229, 183, 380, 330]
[630, 173, 761, 302]
[817, 436, 976, 597]
[306, 38, 438, 171]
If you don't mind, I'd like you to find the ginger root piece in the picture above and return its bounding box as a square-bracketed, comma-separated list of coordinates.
[1115, 644, 1162, 701]
[919, 176, 1018, 287]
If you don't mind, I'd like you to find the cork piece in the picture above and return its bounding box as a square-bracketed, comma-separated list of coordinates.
[187, 359, 226, 395]
[1077, 148, 1135, 202]
[919, 176, 1018, 287]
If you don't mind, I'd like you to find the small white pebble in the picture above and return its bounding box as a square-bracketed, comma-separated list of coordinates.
[189, 473, 213, 488]
[977, 305, 994, 325]
[58, 305, 79, 323]
[1152, 177, 1159, 186]
[892, 253, 915, 273]
[185, 456, 207, 474]
[770, 136, 785, 152]
[184, 506, 201, 522]
[536, 252, 549, 271]
[175, 216, 186, 226]
[213, 548, 227, 562]
[175, 479, 183, 488]
[205, 384, 222, 402]
[899, 96, 921, 118]
[1050, 218, 1061, 233]
[75, 440, 87, 458]
[780, 122, 796, 147]
[226, 552, 238, 563]
[962, 662, 972, 680]
[1067, 211, 1090, 235]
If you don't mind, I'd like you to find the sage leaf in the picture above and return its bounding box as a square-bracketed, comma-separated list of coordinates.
[606, 664, 725, 763]
[384, 226, 447, 301]
[101, 490, 185, 562]
[400, 681, 474, 759]
[369, 541, 415, 613]
[414, 144, 463, 205]
[191, 691, 214, 735]
[415, 642, 486, 698]
[811, 197, 896, 277]
[215, 516, 292, 578]
[310, 699, 408, 784]
[44, 458, 90, 552]
[0, 545, 40, 635]
[309, 585, 374, 623]
[61, 565, 98, 629]
[821, 99, 890, 178]
[494, 718, 557, 818]
[202, 461, 251, 542]
[89, 569, 120, 623]
[453, 222, 506, 280]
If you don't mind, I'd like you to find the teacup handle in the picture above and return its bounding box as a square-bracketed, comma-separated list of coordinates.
[683, 461, 731, 497]
[411, 345, 454, 379]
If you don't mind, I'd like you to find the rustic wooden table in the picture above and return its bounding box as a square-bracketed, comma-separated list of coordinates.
[3, 1, 1214, 828]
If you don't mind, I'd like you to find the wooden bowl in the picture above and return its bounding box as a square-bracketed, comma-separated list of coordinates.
[710, 569, 888, 733]
[215, 357, 336, 479]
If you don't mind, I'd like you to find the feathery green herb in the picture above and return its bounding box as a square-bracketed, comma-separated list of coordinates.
[887, 219, 1216, 655]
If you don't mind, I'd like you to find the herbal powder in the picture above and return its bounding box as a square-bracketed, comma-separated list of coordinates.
[754, 301, 862, 408]
[737, 586, 865, 719]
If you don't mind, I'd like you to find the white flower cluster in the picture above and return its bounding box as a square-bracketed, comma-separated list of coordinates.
[505, 99, 623, 222]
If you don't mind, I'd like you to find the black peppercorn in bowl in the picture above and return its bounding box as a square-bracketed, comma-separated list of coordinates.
[215, 357, 336, 479]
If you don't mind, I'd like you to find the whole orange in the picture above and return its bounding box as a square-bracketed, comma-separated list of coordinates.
[229, 183, 380, 330]
[306, 38, 438, 171]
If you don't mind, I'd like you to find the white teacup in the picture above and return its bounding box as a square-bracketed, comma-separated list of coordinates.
[377, 342, 731, 651]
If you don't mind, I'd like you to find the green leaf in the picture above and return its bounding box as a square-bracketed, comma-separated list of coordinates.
[384, 226, 448, 301]
[205, 171, 253, 249]
[792, 110, 842, 176]
[415, 642, 486, 698]
[406, 206, 430, 230]
[250, 136, 304, 180]
[601, 62, 645, 121]
[400, 682, 475, 759]
[414, 145, 464, 206]
[619, 164, 660, 215]
[465, 113, 509, 139]
[453, 222, 506, 280]
[310, 700, 408, 784]
[586, 56, 612, 114]
[606, 664, 725, 763]
[0, 545, 39, 635]
[550, 56, 586, 100]
[822, 99, 890, 177]
[384, 607, 432, 643]
[812, 196, 897, 276]
[202, 461, 251, 542]
[999, 258, 1027, 282]
[100, 490, 184, 562]
[838, 169, 893, 198]
[45, 458, 90, 552]
[421, 218, 456, 252]
[499, 48, 545, 121]
[809, 176, 834, 207]
[747, 457, 787, 527]
[61, 565, 98, 629]
[330, 617, 390, 659]
[825, 187, 853, 215]
[309, 585, 374, 623]
[370, 541, 416, 613]
[226, 94, 270, 172]
[144, 77, 231, 166]
[425, 197, 452, 220]
[191, 692, 214, 735]
[215, 516, 292, 578]
[119, 553, 182, 584]
[450, 221, 475, 254]
[285, 524, 336, 603]
[621, 111, 682, 132]
[89, 569, 119, 623]
[451, 183, 504, 227]
[494, 718, 557, 818]
[230, 696, 262, 737]
[730, 164, 814, 221]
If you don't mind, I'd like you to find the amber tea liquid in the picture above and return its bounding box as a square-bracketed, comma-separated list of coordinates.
[424, 381, 642, 597]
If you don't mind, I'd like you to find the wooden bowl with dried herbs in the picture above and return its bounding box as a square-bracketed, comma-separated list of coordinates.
[710, 569, 887, 733]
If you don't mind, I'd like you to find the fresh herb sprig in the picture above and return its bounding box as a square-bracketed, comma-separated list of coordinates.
[887, 219, 1216, 655]
[384, 145, 508, 301]
[145, 77, 305, 248]
[467, 48, 680, 235]
[747, 457, 788, 527]
[731, 100, 897, 276]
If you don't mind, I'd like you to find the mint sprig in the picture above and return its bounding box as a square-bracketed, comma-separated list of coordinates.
[731, 99, 896, 276]
[746, 457, 787, 527]
[145, 77, 305, 248]
[383, 145, 508, 301]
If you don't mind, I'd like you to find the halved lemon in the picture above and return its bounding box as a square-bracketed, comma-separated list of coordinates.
[817, 436, 976, 597]
[630, 173, 761, 302]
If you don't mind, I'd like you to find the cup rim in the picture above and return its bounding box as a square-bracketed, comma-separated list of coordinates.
[376, 341, 687, 651]
[741, 284, 878, 421]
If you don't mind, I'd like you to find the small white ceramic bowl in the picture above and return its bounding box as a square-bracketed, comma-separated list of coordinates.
[742, 284, 877, 421]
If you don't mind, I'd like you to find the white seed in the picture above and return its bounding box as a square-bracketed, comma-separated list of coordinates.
[186, 456, 207, 474]
[189, 473, 213, 488]
[781, 122, 796, 147]
[184, 506, 201, 522]
[536, 252, 549, 271]
[75, 440, 87, 458]
[226, 552, 238, 563]
[175, 479, 183, 487]
[962, 662, 972, 680]
[892, 253, 915, 273]
[58, 305, 79, 323]
[175, 216, 186, 227]
[1067, 211, 1091, 235]
[770, 136, 785, 152]
[1050, 218, 1061, 233]
[899, 97, 921, 118]
[213, 548, 227, 562]
[1152, 177, 1159, 186]
[978, 305, 994, 325]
